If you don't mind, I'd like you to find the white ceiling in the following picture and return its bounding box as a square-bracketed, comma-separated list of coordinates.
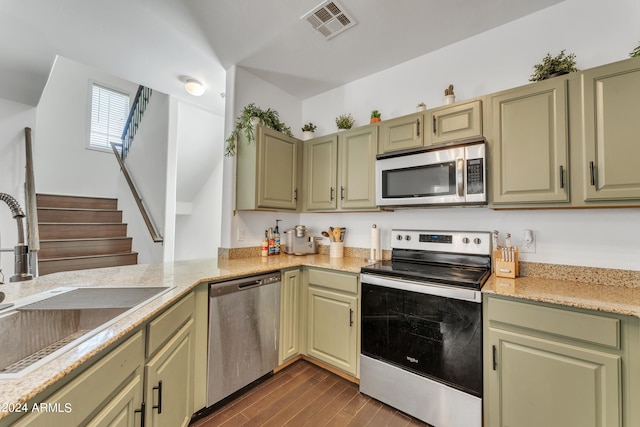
[0, 0, 564, 113]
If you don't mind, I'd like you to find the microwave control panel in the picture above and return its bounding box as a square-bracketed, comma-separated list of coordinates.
[466, 158, 484, 195]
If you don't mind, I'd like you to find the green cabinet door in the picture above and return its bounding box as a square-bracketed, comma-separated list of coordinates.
[579, 57, 640, 201]
[257, 126, 299, 210]
[303, 135, 338, 210]
[279, 268, 302, 364]
[86, 374, 144, 427]
[488, 328, 621, 427]
[339, 125, 378, 209]
[145, 319, 195, 427]
[306, 286, 358, 376]
[490, 78, 569, 204]
[427, 99, 483, 146]
[236, 125, 299, 211]
[378, 112, 424, 153]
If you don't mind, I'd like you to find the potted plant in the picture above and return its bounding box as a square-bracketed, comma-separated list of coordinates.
[529, 50, 578, 82]
[301, 122, 317, 140]
[225, 103, 293, 156]
[630, 42, 640, 58]
[335, 113, 355, 131]
[370, 110, 381, 124]
[443, 84, 455, 105]
[416, 102, 427, 112]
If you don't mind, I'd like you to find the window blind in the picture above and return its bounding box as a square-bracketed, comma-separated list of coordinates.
[89, 84, 130, 151]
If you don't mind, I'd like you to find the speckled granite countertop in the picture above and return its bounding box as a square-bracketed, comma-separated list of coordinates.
[483, 274, 640, 317]
[0, 255, 371, 418]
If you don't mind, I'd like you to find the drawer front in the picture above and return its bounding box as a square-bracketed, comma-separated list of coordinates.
[488, 297, 620, 349]
[308, 268, 358, 294]
[147, 292, 195, 357]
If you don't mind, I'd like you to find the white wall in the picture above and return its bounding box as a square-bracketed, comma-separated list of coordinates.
[224, 0, 640, 271]
[35, 56, 139, 197]
[173, 100, 225, 261]
[221, 66, 303, 248]
[0, 98, 36, 278]
[118, 91, 171, 264]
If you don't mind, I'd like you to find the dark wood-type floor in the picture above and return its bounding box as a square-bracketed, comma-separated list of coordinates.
[191, 360, 431, 427]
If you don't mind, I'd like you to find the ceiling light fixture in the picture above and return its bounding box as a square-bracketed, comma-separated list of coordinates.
[185, 79, 205, 96]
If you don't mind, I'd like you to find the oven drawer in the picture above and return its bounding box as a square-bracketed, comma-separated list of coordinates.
[308, 268, 358, 294]
[487, 296, 620, 349]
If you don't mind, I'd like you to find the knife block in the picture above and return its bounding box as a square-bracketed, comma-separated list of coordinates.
[493, 247, 519, 278]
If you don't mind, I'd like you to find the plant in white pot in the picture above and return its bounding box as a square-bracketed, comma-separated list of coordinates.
[443, 84, 455, 105]
[335, 113, 355, 131]
[225, 103, 293, 156]
[301, 122, 317, 140]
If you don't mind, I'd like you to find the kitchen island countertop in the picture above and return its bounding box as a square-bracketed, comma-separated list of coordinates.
[0, 254, 372, 418]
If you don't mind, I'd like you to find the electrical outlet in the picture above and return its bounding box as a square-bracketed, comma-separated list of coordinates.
[237, 228, 245, 241]
[520, 229, 536, 253]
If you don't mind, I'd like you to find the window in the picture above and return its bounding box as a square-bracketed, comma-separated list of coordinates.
[88, 83, 130, 151]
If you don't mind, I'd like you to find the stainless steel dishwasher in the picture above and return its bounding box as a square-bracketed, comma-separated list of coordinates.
[206, 270, 281, 407]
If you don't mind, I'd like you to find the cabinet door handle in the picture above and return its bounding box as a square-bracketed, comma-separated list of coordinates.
[416, 118, 420, 138]
[559, 165, 565, 189]
[589, 161, 596, 186]
[492, 345, 497, 371]
[135, 402, 146, 427]
[294, 188, 298, 201]
[349, 308, 354, 327]
[432, 116, 436, 135]
[340, 186, 345, 200]
[153, 380, 163, 414]
[330, 187, 335, 201]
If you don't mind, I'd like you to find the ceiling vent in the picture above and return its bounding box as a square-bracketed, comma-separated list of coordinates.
[301, 1, 356, 40]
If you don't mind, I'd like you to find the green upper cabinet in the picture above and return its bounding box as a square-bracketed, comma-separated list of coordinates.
[339, 126, 378, 210]
[576, 57, 640, 202]
[303, 134, 338, 210]
[236, 125, 300, 211]
[489, 78, 570, 205]
[427, 99, 483, 146]
[378, 112, 424, 153]
[304, 125, 378, 212]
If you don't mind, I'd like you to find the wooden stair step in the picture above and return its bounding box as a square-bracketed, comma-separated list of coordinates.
[39, 237, 133, 259]
[39, 223, 128, 239]
[36, 194, 118, 210]
[37, 207, 122, 223]
[38, 253, 138, 276]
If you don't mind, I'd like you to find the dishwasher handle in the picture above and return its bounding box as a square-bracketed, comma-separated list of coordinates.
[209, 271, 281, 298]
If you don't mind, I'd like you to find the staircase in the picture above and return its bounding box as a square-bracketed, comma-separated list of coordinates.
[36, 194, 138, 276]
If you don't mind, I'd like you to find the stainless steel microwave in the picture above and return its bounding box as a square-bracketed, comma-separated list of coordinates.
[375, 139, 487, 207]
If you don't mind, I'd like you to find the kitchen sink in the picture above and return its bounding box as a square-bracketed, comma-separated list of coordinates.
[0, 286, 171, 379]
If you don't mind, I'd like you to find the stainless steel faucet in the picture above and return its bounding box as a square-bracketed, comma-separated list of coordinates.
[0, 193, 33, 282]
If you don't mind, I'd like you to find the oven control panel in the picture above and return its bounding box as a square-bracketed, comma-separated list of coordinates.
[391, 229, 491, 255]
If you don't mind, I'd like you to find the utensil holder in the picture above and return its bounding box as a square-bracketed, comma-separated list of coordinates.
[330, 242, 344, 258]
[494, 247, 519, 278]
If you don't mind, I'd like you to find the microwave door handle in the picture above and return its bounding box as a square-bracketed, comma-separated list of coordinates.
[456, 158, 464, 197]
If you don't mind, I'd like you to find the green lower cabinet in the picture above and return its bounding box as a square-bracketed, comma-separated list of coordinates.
[279, 268, 302, 364]
[145, 319, 195, 427]
[10, 331, 145, 427]
[306, 286, 358, 376]
[488, 329, 621, 427]
[484, 294, 640, 427]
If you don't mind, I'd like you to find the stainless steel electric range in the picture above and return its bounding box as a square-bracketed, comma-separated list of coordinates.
[360, 229, 491, 427]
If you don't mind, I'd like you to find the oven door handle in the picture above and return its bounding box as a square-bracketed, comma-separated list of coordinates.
[361, 273, 481, 303]
[456, 158, 465, 198]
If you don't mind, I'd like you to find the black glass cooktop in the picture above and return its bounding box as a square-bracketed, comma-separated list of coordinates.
[361, 259, 490, 291]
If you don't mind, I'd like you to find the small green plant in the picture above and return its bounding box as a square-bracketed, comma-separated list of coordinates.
[335, 113, 355, 130]
[370, 110, 381, 119]
[225, 103, 293, 156]
[630, 42, 640, 58]
[529, 50, 578, 82]
[444, 84, 455, 96]
[302, 122, 317, 132]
